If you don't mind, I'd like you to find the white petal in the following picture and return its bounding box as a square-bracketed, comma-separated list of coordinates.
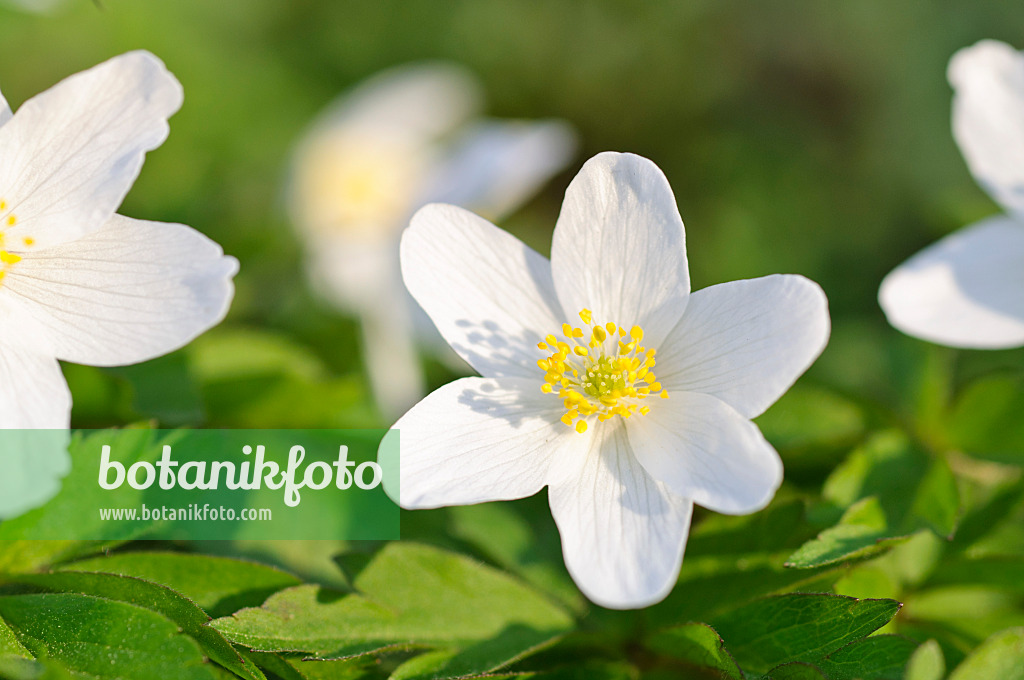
[626, 391, 783, 515]
[547, 422, 692, 609]
[655, 275, 830, 419]
[0, 88, 11, 127]
[949, 40, 1024, 217]
[389, 377, 567, 509]
[0, 342, 73, 518]
[401, 203, 564, 379]
[1, 214, 237, 366]
[550, 152, 690, 347]
[0, 51, 183, 249]
[0, 428, 71, 520]
[879, 216, 1024, 349]
[423, 119, 577, 220]
[312, 62, 480, 143]
[0, 343, 71, 428]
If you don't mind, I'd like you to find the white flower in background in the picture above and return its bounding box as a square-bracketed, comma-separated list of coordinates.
[880, 40, 1024, 348]
[0, 51, 238, 518]
[0, 0, 71, 14]
[387, 152, 830, 608]
[288, 62, 576, 417]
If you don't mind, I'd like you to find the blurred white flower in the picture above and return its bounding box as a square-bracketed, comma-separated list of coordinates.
[0, 0, 72, 14]
[288, 62, 576, 417]
[0, 51, 238, 518]
[387, 152, 830, 609]
[880, 40, 1024, 348]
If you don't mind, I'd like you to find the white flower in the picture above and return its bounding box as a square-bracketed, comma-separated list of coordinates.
[0, 51, 237, 517]
[288, 62, 576, 417]
[387, 152, 831, 609]
[880, 40, 1024, 348]
[0, 0, 70, 14]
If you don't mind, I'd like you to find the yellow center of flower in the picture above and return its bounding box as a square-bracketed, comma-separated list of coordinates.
[538, 308, 669, 434]
[0, 198, 33, 286]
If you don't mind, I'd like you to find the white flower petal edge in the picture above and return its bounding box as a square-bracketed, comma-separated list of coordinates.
[1, 214, 238, 366]
[654, 275, 831, 419]
[0, 346, 73, 518]
[0, 51, 183, 249]
[0, 89, 11, 127]
[949, 40, 1024, 218]
[551, 152, 690, 347]
[424, 120, 578, 221]
[626, 391, 783, 514]
[390, 377, 567, 508]
[0, 343, 71, 428]
[401, 203, 565, 379]
[880, 216, 1024, 349]
[547, 422, 693, 610]
[0, 429, 71, 520]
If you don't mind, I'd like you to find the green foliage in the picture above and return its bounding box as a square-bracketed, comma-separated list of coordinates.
[948, 627, 1024, 679]
[212, 543, 573, 675]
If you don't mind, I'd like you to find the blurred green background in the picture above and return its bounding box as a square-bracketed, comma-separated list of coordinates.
[0, 0, 1021, 434]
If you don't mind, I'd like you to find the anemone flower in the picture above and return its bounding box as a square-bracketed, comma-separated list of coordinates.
[0, 51, 237, 518]
[387, 152, 830, 608]
[880, 40, 1024, 348]
[289, 62, 576, 417]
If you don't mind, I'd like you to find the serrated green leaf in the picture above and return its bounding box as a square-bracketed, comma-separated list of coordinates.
[948, 627, 1024, 680]
[12, 571, 265, 680]
[0, 593, 221, 679]
[63, 551, 302, 618]
[645, 623, 741, 679]
[817, 634, 919, 680]
[710, 593, 902, 675]
[904, 639, 944, 680]
[212, 543, 573, 676]
[788, 431, 960, 568]
[786, 497, 907, 568]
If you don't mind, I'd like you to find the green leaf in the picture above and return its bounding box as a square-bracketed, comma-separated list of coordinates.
[765, 662, 828, 679]
[0, 593, 221, 679]
[0, 657, 74, 680]
[709, 593, 902, 675]
[12, 571, 265, 680]
[645, 623, 742, 679]
[948, 627, 1024, 680]
[817, 634, 919, 680]
[0, 541, 121, 575]
[0, 428, 167, 542]
[447, 500, 583, 612]
[243, 651, 369, 680]
[786, 497, 907, 568]
[0, 614, 31, 660]
[947, 373, 1024, 463]
[787, 431, 960, 568]
[63, 551, 302, 618]
[212, 543, 573, 676]
[904, 639, 945, 680]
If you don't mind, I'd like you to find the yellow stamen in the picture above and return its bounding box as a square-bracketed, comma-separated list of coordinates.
[538, 309, 668, 434]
